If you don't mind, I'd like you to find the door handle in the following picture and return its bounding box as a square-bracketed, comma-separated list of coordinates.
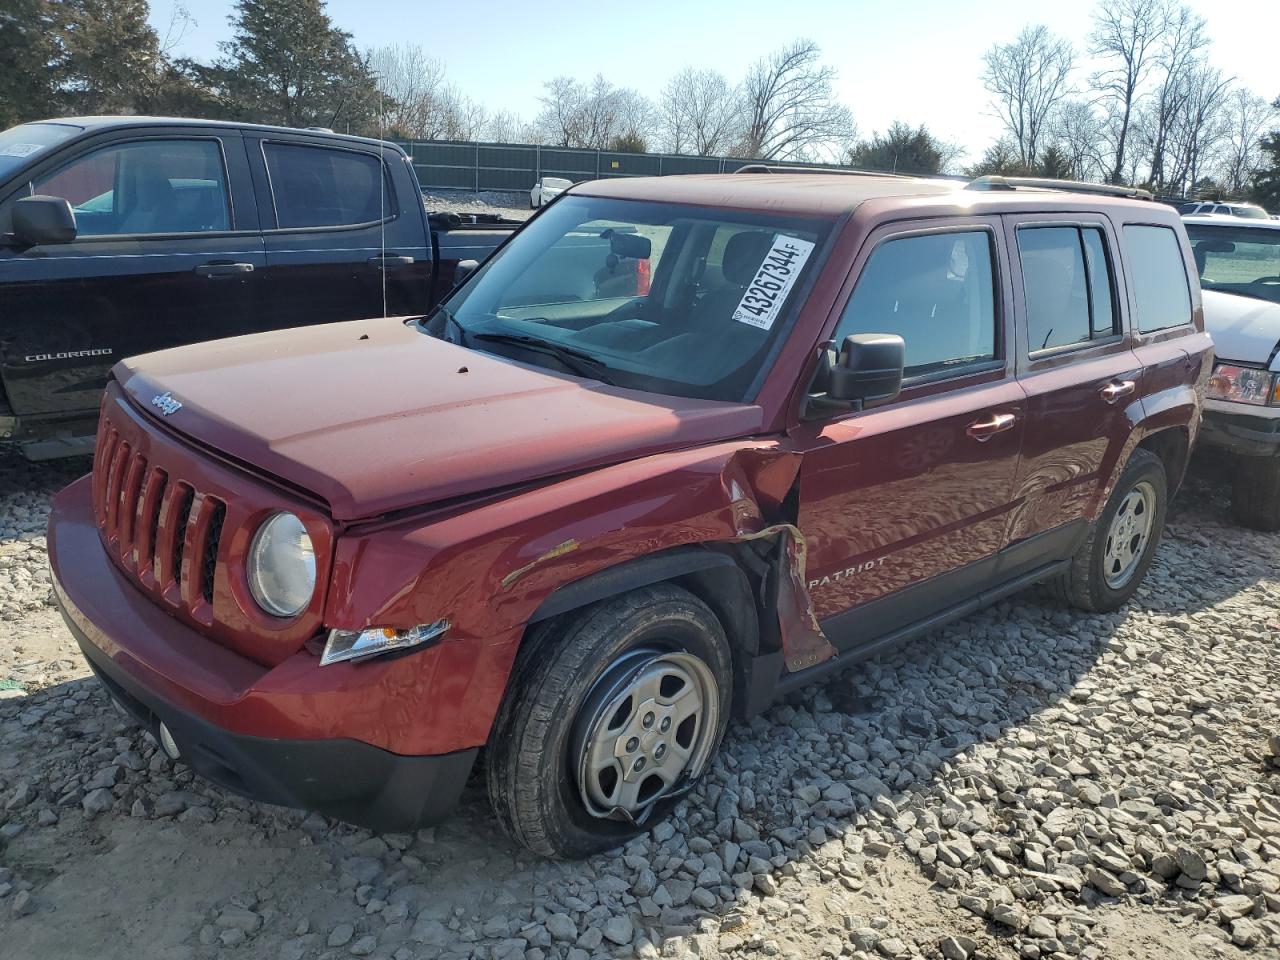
[368, 254, 415, 270]
[1099, 379, 1136, 404]
[966, 412, 1018, 441]
[194, 261, 255, 278]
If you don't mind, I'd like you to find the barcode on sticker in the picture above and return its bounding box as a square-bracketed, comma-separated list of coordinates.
[731, 235, 816, 331]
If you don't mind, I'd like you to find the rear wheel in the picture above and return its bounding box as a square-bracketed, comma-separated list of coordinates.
[1230, 455, 1280, 532]
[1050, 448, 1167, 612]
[485, 584, 732, 859]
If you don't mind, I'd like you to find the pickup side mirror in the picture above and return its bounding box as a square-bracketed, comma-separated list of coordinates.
[13, 195, 77, 246]
[453, 259, 479, 285]
[827, 333, 905, 407]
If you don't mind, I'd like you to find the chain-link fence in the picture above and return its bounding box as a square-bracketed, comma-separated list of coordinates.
[396, 139, 850, 192]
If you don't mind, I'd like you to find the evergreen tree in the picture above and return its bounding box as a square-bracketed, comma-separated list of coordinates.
[0, 0, 60, 125]
[1250, 100, 1280, 212]
[57, 0, 165, 114]
[848, 122, 953, 175]
[1036, 144, 1073, 179]
[201, 0, 382, 133]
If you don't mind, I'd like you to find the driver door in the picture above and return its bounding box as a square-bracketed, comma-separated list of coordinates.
[0, 131, 264, 430]
[791, 219, 1025, 653]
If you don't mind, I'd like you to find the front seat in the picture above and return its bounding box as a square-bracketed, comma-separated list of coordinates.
[687, 230, 778, 328]
[116, 159, 179, 234]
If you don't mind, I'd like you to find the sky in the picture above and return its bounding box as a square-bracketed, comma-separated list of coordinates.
[148, 0, 1280, 163]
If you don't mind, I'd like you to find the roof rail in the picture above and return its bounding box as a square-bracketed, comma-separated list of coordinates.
[967, 175, 1153, 200]
[734, 163, 913, 180]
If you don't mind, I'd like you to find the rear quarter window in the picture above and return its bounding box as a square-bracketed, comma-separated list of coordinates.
[1123, 224, 1192, 333]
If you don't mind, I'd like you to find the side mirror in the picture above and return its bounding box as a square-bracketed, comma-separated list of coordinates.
[13, 195, 77, 246]
[827, 333, 905, 407]
[453, 259, 479, 285]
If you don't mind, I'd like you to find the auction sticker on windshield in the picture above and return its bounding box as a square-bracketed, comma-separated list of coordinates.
[731, 234, 817, 331]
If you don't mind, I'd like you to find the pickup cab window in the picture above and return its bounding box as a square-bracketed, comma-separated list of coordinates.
[32, 138, 230, 236]
[440, 194, 831, 402]
[263, 142, 388, 229]
[832, 230, 997, 378]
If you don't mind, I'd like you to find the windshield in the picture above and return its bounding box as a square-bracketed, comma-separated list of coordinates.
[1186, 223, 1280, 304]
[0, 122, 81, 180]
[432, 194, 832, 402]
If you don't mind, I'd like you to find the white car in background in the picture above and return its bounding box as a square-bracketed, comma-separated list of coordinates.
[1180, 199, 1271, 220]
[1183, 214, 1280, 530]
[530, 176, 572, 209]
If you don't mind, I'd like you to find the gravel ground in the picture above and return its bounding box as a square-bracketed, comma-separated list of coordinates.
[423, 190, 534, 220]
[1, 447, 1279, 960]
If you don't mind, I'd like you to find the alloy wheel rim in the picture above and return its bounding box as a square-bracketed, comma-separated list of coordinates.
[574, 648, 719, 822]
[1103, 480, 1156, 589]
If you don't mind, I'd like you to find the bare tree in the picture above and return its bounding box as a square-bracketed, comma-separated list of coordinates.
[737, 39, 856, 161]
[1216, 89, 1274, 194]
[659, 67, 739, 155]
[1163, 61, 1232, 194]
[534, 74, 653, 150]
[368, 44, 488, 141]
[1146, 5, 1209, 191]
[1089, 0, 1168, 184]
[1051, 99, 1110, 181]
[982, 25, 1075, 168]
[536, 75, 587, 146]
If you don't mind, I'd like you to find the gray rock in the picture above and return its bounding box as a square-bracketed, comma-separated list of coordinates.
[81, 787, 114, 816]
[328, 923, 355, 947]
[545, 913, 577, 942]
[349, 934, 377, 956]
[602, 915, 633, 946]
[939, 936, 977, 960]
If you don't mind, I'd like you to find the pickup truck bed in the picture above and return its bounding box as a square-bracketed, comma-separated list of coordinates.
[0, 116, 520, 458]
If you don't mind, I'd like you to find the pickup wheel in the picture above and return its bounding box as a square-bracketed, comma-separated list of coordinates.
[485, 584, 732, 859]
[1230, 456, 1280, 532]
[1050, 447, 1167, 613]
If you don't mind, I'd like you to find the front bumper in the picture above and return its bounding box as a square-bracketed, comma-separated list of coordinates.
[48, 476, 477, 831]
[1200, 403, 1280, 458]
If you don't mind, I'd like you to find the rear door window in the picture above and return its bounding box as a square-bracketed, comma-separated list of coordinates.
[263, 142, 389, 229]
[1123, 225, 1192, 332]
[1017, 225, 1117, 352]
[833, 230, 997, 378]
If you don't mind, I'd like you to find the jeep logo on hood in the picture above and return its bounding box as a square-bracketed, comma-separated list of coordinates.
[150, 392, 183, 416]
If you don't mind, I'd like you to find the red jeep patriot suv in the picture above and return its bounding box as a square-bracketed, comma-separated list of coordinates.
[48, 171, 1210, 858]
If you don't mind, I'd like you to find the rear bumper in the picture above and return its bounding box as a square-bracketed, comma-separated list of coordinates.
[48, 475, 478, 831]
[1199, 406, 1280, 458]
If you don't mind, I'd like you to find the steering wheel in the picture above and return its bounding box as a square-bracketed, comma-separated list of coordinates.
[1254, 276, 1280, 285]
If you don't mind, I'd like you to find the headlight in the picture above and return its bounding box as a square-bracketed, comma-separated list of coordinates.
[1206, 364, 1277, 406]
[247, 512, 315, 617]
[320, 620, 450, 666]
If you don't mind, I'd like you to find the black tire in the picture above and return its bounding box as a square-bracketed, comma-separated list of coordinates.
[1230, 456, 1280, 532]
[1049, 448, 1167, 612]
[485, 583, 732, 859]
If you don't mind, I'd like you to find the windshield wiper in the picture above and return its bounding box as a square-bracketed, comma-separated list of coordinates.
[468, 331, 614, 384]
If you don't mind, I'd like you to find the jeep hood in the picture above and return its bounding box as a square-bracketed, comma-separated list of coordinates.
[114, 317, 765, 520]
[1201, 290, 1280, 369]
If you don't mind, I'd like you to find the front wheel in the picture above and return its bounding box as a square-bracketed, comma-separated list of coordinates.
[1050, 448, 1167, 612]
[1230, 455, 1280, 531]
[485, 584, 732, 859]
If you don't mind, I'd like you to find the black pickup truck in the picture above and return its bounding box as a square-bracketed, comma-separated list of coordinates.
[0, 117, 519, 458]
